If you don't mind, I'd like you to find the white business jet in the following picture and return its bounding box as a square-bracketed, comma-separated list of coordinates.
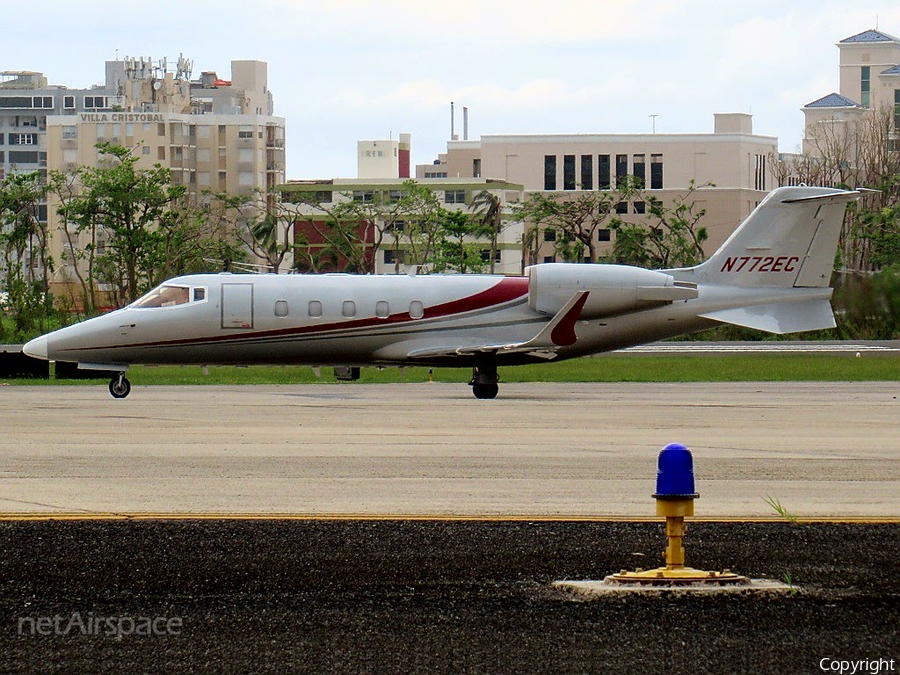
[24, 186, 858, 399]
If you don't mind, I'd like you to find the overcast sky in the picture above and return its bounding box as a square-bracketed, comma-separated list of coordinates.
[6, 1, 900, 178]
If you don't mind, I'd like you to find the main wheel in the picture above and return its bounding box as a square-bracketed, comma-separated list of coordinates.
[472, 383, 499, 400]
[109, 376, 131, 399]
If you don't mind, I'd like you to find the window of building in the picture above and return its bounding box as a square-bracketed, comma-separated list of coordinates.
[480, 249, 502, 263]
[895, 89, 900, 130]
[543, 255, 555, 264]
[581, 155, 593, 190]
[84, 96, 109, 109]
[9, 151, 39, 163]
[62, 126, 77, 139]
[63, 96, 75, 109]
[445, 189, 465, 204]
[543, 229, 557, 242]
[473, 158, 481, 178]
[598, 154, 611, 190]
[563, 154, 576, 190]
[158, 147, 166, 161]
[754, 154, 767, 191]
[615, 154, 628, 187]
[861, 66, 871, 108]
[633, 154, 646, 187]
[375, 300, 390, 318]
[352, 190, 374, 203]
[308, 300, 323, 317]
[9, 133, 37, 145]
[0, 95, 50, 109]
[544, 155, 557, 191]
[633, 201, 645, 214]
[650, 154, 663, 189]
[615, 201, 628, 214]
[597, 228, 611, 242]
[238, 125, 254, 139]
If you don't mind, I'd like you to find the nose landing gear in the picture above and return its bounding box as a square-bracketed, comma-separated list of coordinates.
[109, 373, 132, 399]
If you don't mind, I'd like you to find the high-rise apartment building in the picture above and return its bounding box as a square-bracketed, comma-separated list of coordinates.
[1, 56, 285, 292]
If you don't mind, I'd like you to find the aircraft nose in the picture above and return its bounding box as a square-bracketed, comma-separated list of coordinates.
[23, 335, 48, 360]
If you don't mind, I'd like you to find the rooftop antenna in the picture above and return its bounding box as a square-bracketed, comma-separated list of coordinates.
[649, 114, 658, 133]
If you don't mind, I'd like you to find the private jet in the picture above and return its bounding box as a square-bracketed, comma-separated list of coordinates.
[24, 185, 859, 399]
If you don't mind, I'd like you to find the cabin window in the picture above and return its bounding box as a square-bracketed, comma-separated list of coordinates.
[193, 287, 206, 302]
[375, 300, 390, 318]
[132, 285, 190, 308]
[274, 300, 289, 317]
[342, 300, 356, 318]
[308, 300, 323, 317]
[409, 300, 425, 319]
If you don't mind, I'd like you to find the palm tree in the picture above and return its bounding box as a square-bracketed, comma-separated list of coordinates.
[470, 190, 504, 274]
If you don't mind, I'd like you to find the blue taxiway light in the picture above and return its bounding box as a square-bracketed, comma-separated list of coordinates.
[653, 442, 699, 499]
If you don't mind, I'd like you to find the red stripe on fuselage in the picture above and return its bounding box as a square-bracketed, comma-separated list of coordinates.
[66, 276, 531, 353]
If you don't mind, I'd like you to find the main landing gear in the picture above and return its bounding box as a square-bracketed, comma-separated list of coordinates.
[469, 363, 499, 400]
[109, 373, 132, 399]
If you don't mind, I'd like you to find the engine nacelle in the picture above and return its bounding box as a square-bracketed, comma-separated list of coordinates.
[526, 263, 698, 319]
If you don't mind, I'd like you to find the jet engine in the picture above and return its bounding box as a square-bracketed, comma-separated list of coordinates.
[527, 263, 698, 319]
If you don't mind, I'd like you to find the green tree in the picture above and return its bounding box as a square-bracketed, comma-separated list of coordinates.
[0, 171, 54, 337]
[470, 190, 505, 273]
[519, 180, 637, 263]
[431, 209, 487, 274]
[62, 143, 187, 304]
[610, 181, 709, 268]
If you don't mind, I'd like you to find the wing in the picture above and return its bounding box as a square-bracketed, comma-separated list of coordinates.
[404, 291, 590, 361]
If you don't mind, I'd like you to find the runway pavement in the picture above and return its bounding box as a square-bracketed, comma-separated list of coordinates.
[1, 381, 898, 517]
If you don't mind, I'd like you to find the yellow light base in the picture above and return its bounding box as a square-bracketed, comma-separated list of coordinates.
[605, 566, 748, 586]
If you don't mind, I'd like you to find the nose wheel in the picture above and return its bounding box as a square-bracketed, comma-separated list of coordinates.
[109, 374, 132, 399]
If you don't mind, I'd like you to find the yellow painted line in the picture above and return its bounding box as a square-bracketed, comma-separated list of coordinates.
[0, 513, 899, 524]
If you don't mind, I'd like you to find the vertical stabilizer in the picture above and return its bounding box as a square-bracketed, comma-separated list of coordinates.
[683, 186, 859, 288]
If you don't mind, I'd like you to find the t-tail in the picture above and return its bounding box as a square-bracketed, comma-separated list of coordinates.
[670, 186, 861, 334]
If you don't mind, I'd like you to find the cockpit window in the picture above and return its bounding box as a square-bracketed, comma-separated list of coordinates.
[132, 285, 190, 308]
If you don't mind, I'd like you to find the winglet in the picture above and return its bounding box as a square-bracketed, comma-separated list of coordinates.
[505, 291, 589, 351]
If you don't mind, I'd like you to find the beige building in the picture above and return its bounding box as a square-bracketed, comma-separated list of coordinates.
[801, 29, 900, 157]
[31, 56, 286, 288]
[417, 113, 777, 260]
[357, 134, 411, 179]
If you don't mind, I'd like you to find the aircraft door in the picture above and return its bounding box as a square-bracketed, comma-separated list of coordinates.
[221, 283, 254, 329]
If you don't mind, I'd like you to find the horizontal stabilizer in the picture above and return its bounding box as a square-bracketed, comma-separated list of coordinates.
[699, 298, 835, 334]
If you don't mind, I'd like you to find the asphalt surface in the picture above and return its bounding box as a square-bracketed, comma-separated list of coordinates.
[3, 382, 899, 517]
[1, 519, 898, 674]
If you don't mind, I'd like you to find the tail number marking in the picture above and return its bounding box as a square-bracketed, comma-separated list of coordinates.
[720, 256, 800, 273]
